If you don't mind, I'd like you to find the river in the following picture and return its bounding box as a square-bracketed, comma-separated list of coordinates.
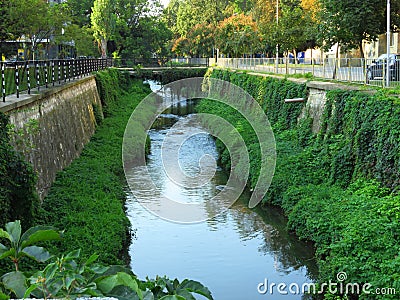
[125, 81, 317, 300]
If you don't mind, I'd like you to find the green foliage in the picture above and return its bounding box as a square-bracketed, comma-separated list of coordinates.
[95, 68, 132, 112]
[318, 0, 400, 58]
[131, 68, 208, 85]
[0, 220, 61, 298]
[199, 69, 400, 299]
[0, 113, 38, 231]
[37, 70, 151, 265]
[0, 221, 213, 300]
[143, 277, 213, 300]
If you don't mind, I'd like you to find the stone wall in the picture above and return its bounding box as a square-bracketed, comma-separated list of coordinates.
[0, 76, 102, 199]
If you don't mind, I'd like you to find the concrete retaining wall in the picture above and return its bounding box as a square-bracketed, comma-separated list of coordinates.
[0, 76, 102, 199]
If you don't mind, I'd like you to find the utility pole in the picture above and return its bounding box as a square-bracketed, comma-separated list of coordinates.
[386, 0, 390, 87]
[275, 0, 279, 73]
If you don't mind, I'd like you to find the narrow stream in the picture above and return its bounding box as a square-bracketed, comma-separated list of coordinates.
[125, 81, 317, 299]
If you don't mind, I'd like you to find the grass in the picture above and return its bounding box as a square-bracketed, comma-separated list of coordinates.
[36, 76, 152, 265]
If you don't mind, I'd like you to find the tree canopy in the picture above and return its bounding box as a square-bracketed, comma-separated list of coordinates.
[1, 0, 400, 60]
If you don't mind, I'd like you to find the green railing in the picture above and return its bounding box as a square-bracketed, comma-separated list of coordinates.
[1, 58, 113, 102]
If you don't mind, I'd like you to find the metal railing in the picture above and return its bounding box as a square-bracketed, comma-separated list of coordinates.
[1, 58, 113, 102]
[213, 57, 400, 88]
[113, 57, 210, 68]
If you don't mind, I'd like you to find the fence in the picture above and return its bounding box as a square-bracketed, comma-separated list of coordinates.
[113, 57, 210, 68]
[1, 58, 113, 102]
[3, 56, 397, 102]
[213, 57, 400, 88]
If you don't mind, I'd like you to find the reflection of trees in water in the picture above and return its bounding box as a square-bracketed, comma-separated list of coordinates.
[211, 198, 319, 280]
[148, 79, 318, 280]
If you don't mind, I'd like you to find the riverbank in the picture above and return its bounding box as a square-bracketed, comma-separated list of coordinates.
[197, 69, 399, 299]
[36, 69, 151, 264]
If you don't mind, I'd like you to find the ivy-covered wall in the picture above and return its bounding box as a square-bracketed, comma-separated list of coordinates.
[0, 113, 38, 230]
[198, 69, 400, 299]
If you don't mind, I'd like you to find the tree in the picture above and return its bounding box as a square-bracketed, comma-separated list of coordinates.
[111, 0, 170, 59]
[215, 13, 261, 57]
[66, 0, 95, 27]
[91, 0, 116, 58]
[174, 0, 230, 37]
[185, 23, 215, 57]
[318, 0, 400, 58]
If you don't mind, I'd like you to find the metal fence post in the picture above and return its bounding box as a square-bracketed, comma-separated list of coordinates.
[1, 62, 5, 102]
[36, 62, 40, 91]
[52, 60, 55, 86]
[45, 61, 48, 88]
[15, 63, 19, 98]
[27, 62, 31, 94]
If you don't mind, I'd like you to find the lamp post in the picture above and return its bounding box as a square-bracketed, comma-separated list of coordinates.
[275, 0, 279, 73]
[386, 0, 390, 87]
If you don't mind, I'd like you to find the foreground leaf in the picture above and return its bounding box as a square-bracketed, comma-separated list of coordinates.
[1, 271, 27, 299]
[21, 246, 52, 262]
[20, 227, 62, 248]
[179, 279, 213, 299]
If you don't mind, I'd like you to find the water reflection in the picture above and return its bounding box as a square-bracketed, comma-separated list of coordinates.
[125, 81, 317, 299]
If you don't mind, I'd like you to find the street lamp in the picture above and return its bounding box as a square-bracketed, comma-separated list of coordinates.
[386, 0, 390, 87]
[275, 0, 279, 73]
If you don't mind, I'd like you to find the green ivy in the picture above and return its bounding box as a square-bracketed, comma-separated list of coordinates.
[0, 113, 38, 230]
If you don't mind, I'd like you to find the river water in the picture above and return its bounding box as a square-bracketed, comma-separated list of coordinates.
[125, 81, 317, 300]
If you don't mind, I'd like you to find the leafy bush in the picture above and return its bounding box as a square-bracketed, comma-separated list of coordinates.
[0, 221, 214, 300]
[131, 67, 208, 85]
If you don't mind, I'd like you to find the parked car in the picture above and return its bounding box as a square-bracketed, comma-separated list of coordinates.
[366, 53, 400, 82]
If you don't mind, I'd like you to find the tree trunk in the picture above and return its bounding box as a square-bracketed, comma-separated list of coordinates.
[359, 40, 365, 59]
[100, 37, 107, 58]
[332, 44, 339, 79]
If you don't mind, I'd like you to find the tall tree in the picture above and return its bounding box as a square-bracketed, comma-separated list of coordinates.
[318, 0, 400, 58]
[66, 0, 95, 27]
[215, 13, 261, 57]
[91, 0, 116, 58]
[185, 23, 215, 57]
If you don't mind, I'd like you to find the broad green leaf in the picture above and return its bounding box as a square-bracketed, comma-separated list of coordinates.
[97, 275, 118, 294]
[65, 249, 81, 260]
[97, 272, 141, 296]
[21, 246, 52, 262]
[23, 284, 38, 299]
[0, 249, 13, 260]
[44, 263, 58, 279]
[142, 290, 154, 300]
[108, 285, 142, 300]
[115, 272, 140, 295]
[179, 279, 213, 299]
[20, 227, 61, 248]
[90, 264, 109, 274]
[0, 243, 10, 259]
[0, 229, 11, 242]
[5, 221, 21, 245]
[1, 271, 27, 299]
[176, 289, 196, 300]
[85, 253, 99, 265]
[159, 295, 185, 300]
